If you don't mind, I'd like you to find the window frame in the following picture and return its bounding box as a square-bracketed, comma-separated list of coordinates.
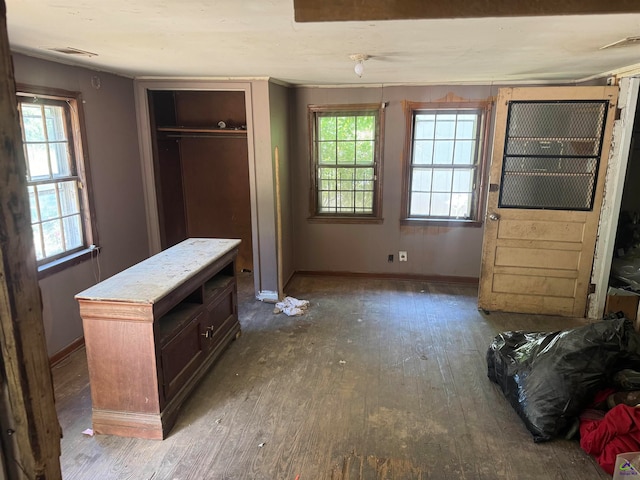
[401, 100, 492, 227]
[16, 85, 98, 278]
[308, 103, 385, 224]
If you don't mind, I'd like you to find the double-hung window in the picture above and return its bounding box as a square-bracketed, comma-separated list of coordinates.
[309, 103, 384, 222]
[402, 102, 490, 225]
[16, 87, 96, 274]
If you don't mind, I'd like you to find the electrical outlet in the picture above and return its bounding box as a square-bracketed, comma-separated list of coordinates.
[388, 254, 394, 262]
[399, 251, 408, 262]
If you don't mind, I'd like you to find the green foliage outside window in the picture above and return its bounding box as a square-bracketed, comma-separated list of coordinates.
[315, 112, 378, 215]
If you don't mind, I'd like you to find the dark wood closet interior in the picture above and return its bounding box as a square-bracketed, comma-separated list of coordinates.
[148, 90, 253, 272]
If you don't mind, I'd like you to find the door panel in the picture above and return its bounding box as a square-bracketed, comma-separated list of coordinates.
[478, 86, 617, 317]
[494, 246, 581, 270]
[492, 274, 576, 297]
[497, 219, 585, 242]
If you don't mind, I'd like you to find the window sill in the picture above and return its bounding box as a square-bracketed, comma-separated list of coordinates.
[401, 218, 483, 228]
[308, 215, 383, 225]
[37, 246, 100, 280]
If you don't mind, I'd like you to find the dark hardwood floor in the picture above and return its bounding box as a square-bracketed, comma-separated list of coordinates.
[53, 273, 610, 479]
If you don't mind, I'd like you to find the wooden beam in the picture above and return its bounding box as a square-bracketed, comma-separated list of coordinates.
[294, 0, 640, 22]
[0, 0, 62, 478]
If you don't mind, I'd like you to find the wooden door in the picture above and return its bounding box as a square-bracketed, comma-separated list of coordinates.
[478, 86, 617, 317]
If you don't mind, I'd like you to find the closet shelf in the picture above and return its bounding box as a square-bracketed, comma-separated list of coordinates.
[157, 126, 247, 137]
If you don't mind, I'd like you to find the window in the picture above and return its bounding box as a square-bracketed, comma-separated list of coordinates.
[309, 103, 384, 222]
[16, 87, 96, 274]
[402, 102, 490, 225]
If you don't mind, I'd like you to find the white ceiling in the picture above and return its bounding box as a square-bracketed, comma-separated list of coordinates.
[5, 0, 640, 86]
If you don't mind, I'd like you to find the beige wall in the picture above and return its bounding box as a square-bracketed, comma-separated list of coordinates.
[13, 54, 149, 356]
[291, 84, 500, 279]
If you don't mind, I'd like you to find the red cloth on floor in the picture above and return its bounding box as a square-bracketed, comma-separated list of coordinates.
[580, 396, 640, 475]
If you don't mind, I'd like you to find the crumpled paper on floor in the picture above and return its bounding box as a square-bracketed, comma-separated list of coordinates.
[274, 296, 310, 316]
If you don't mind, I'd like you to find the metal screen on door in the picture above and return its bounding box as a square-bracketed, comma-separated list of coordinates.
[499, 100, 608, 211]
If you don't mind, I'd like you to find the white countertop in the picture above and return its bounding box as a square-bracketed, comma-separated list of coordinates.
[75, 238, 240, 304]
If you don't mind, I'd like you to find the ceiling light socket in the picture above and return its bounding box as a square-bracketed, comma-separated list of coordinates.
[349, 53, 369, 62]
[349, 53, 369, 78]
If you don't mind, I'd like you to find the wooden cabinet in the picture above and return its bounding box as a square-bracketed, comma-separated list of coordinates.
[76, 238, 241, 439]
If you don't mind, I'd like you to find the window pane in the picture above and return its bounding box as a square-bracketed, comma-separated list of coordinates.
[451, 193, 472, 218]
[355, 140, 374, 164]
[355, 167, 374, 182]
[41, 219, 64, 258]
[408, 109, 482, 220]
[413, 140, 433, 165]
[21, 104, 45, 141]
[363, 192, 373, 210]
[20, 94, 91, 264]
[320, 178, 336, 191]
[58, 181, 80, 215]
[453, 140, 476, 165]
[49, 143, 71, 177]
[414, 114, 435, 139]
[337, 168, 355, 181]
[37, 184, 59, 221]
[319, 142, 336, 164]
[452, 169, 473, 193]
[338, 179, 354, 191]
[431, 193, 451, 216]
[27, 186, 39, 222]
[337, 116, 355, 140]
[456, 115, 478, 139]
[312, 107, 379, 217]
[318, 117, 336, 141]
[433, 141, 454, 164]
[319, 191, 334, 211]
[434, 114, 456, 139]
[410, 192, 431, 216]
[319, 167, 336, 183]
[432, 169, 453, 193]
[337, 141, 356, 164]
[44, 105, 67, 141]
[412, 168, 432, 192]
[32, 224, 44, 260]
[26, 143, 50, 179]
[63, 215, 83, 250]
[356, 116, 375, 140]
[338, 191, 354, 210]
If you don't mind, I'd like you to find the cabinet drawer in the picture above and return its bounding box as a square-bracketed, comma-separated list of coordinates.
[161, 312, 204, 401]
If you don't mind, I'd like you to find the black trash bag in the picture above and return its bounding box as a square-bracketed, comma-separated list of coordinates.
[487, 318, 640, 442]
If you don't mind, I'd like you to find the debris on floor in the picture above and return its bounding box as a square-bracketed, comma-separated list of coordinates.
[487, 316, 640, 475]
[273, 296, 310, 316]
[82, 428, 94, 436]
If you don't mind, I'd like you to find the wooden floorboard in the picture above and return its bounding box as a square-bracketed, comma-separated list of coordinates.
[52, 273, 611, 479]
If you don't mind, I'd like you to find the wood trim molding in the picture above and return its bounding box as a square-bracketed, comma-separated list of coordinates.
[293, 0, 640, 22]
[49, 337, 85, 367]
[292, 270, 479, 285]
[400, 98, 493, 224]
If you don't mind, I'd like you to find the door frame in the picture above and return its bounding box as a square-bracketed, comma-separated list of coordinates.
[590, 77, 640, 318]
[133, 79, 267, 299]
